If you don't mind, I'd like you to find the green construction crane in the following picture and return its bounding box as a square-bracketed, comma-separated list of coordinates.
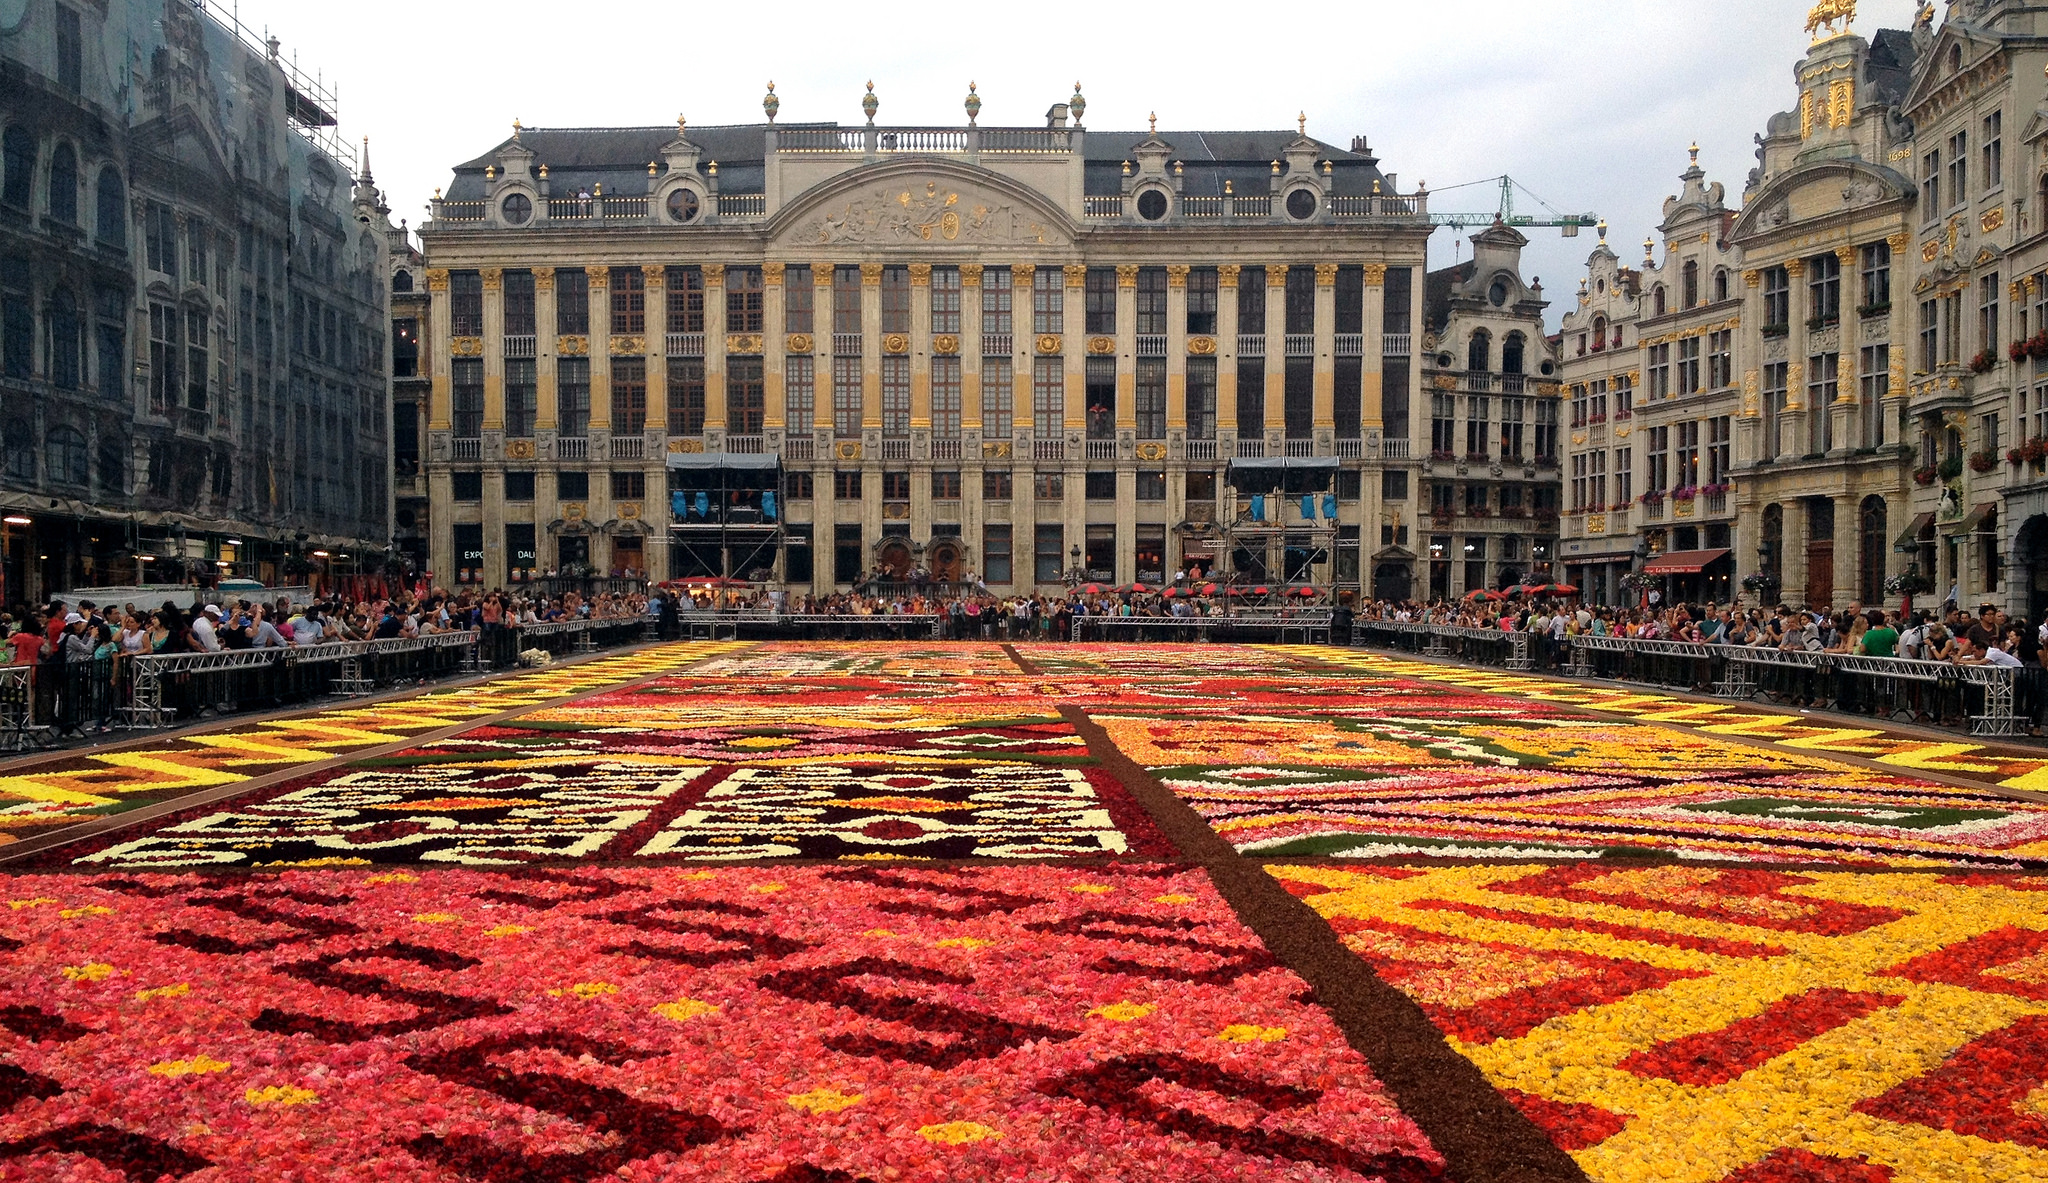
[1427, 175, 1597, 237]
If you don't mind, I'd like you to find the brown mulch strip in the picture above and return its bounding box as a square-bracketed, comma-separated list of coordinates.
[1062, 703, 1588, 1183]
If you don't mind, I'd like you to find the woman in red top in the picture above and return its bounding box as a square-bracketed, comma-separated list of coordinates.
[9, 620, 45, 666]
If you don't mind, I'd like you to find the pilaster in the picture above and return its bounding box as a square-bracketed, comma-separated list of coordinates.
[1362, 263, 1386, 431]
[587, 266, 611, 432]
[481, 267, 505, 431]
[1265, 265, 1287, 437]
[1313, 263, 1337, 433]
[1217, 265, 1240, 438]
[705, 263, 727, 432]
[426, 268, 451, 431]
[1165, 264, 1188, 431]
[535, 268, 559, 431]
[762, 263, 785, 432]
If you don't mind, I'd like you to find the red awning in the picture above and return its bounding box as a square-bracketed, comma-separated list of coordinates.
[1641, 548, 1732, 575]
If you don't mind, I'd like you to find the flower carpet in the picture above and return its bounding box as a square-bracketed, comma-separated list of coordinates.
[4, 639, 2047, 1182]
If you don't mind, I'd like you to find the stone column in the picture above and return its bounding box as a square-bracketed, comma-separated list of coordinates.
[644, 267, 669, 434]
[860, 263, 881, 550]
[1010, 264, 1036, 576]
[960, 265, 985, 574]
[1833, 492, 1859, 609]
[1265, 265, 1287, 440]
[1883, 232, 1912, 450]
[1828, 246, 1859, 455]
[1114, 265, 1138, 434]
[481, 268, 505, 432]
[1165, 265, 1190, 577]
[424, 268, 452, 585]
[762, 263, 785, 436]
[704, 264, 727, 436]
[1063, 264, 1087, 579]
[812, 263, 836, 597]
[909, 263, 933, 542]
[1735, 268, 1762, 464]
[425, 269, 452, 431]
[1217, 265, 1240, 440]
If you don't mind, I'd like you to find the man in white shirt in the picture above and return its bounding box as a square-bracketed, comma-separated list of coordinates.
[1983, 642, 2025, 668]
[190, 605, 223, 653]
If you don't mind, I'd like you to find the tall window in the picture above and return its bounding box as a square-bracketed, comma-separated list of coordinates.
[1763, 266, 1789, 330]
[1467, 329, 1490, 373]
[184, 308, 207, 409]
[786, 355, 815, 432]
[1979, 272, 2000, 359]
[879, 266, 910, 335]
[1187, 268, 1218, 334]
[1, 127, 31, 210]
[1034, 524, 1064, 583]
[1762, 361, 1787, 461]
[1918, 298, 1939, 371]
[1707, 329, 1732, 389]
[984, 524, 1012, 584]
[667, 358, 704, 434]
[832, 356, 860, 437]
[1033, 267, 1063, 335]
[55, 4, 81, 92]
[1860, 243, 1890, 312]
[556, 268, 589, 334]
[1501, 332, 1525, 375]
[95, 168, 124, 248]
[557, 357, 591, 436]
[1464, 395, 1489, 457]
[1984, 110, 2003, 190]
[1237, 268, 1265, 334]
[1858, 344, 1888, 446]
[1570, 453, 1587, 511]
[1808, 253, 1840, 324]
[726, 266, 763, 333]
[47, 425, 87, 486]
[612, 357, 647, 434]
[982, 358, 1012, 438]
[1589, 450, 1606, 509]
[47, 143, 76, 225]
[1136, 268, 1167, 335]
[784, 266, 812, 334]
[1921, 148, 1941, 213]
[1677, 336, 1701, 395]
[1084, 268, 1115, 334]
[148, 302, 179, 413]
[1614, 373, 1634, 419]
[1084, 356, 1115, 439]
[1676, 420, 1700, 488]
[48, 288, 79, 388]
[1499, 397, 1525, 460]
[1707, 416, 1731, 484]
[1613, 447, 1633, 505]
[1947, 130, 1968, 208]
[450, 271, 483, 336]
[505, 358, 536, 436]
[1187, 357, 1216, 439]
[1135, 358, 1166, 439]
[666, 267, 704, 332]
[1535, 399, 1558, 460]
[982, 268, 1012, 336]
[1431, 393, 1456, 456]
[1032, 356, 1063, 438]
[726, 357, 763, 434]
[452, 358, 484, 437]
[95, 284, 123, 396]
[931, 356, 961, 437]
[1648, 342, 1671, 399]
[1942, 290, 1962, 363]
[879, 355, 910, 436]
[930, 266, 960, 334]
[1806, 352, 1839, 453]
[833, 267, 862, 335]
[610, 267, 644, 334]
[1682, 260, 1699, 308]
[503, 270, 536, 336]
[1647, 425, 1669, 492]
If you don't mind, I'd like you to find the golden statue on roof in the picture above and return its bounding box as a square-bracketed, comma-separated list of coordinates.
[1806, 0, 1855, 41]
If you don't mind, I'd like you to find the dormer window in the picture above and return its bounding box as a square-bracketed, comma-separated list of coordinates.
[1488, 280, 1509, 307]
[1284, 187, 1318, 220]
[500, 192, 532, 225]
[665, 188, 701, 223]
[1136, 188, 1168, 220]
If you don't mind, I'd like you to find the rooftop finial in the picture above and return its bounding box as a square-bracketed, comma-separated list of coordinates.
[862, 80, 878, 124]
[1688, 141, 1699, 165]
[965, 81, 981, 127]
[1297, 111, 1307, 136]
[358, 136, 372, 182]
[1597, 218, 1608, 242]
[1806, 0, 1855, 41]
[763, 83, 778, 124]
[1148, 111, 1157, 136]
[1644, 236, 1655, 262]
[677, 113, 687, 138]
[511, 118, 522, 141]
[1069, 81, 1086, 126]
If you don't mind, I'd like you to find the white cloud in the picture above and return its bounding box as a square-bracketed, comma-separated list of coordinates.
[230, 0, 1926, 328]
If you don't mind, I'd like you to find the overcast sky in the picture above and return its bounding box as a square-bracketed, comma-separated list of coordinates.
[219, 0, 1925, 329]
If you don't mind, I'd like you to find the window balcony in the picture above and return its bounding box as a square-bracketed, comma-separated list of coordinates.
[610, 436, 645, 461]
[451, 437, 481, 462]
[556, 436, 589, 461]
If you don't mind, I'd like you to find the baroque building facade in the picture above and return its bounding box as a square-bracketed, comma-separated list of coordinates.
[0, 0, 395, 604]
[414, 91, 1484, 598]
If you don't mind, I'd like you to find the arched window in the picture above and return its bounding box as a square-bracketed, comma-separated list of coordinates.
[2, 126, 34, 210]
[1653, 285, 1668, 317]
[48, 288, 79, 389]
[96, 430, 126, 498]
[1760, 504, 1784, 580]
[1713, 268, 1729, 303]
[1858, 495, 1889, 605]
[46, 425, 88, 486]
[1466, 328, 1491, 373]
[96, 167, 125, 247]
[1, 418, 32, 483]
[1682, 260, 1699, 308]
[392, 269, 413, 292]
[1502, 331, 1526, 375]
[47, 143, 76, 224]
[1591, 315, 1607, 351]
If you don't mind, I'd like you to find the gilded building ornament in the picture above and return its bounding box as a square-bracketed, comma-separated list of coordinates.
[1826, 80, 1855, 129]
[557, 335, 590, 356]
[1116, 265, 1138, 288]
[1035, 333, 1063, 355]
[1361, 264, 1386, 286]
[1135, 442, 1167, 461]
[505, 439, 536, 460]
[1783, 258, 1804, 277]
[450, 336, 484, 357]
[1314, 263, 1339, 286]
[1587, 514, 1607, 535]
[480, 268, 503, 291]
[908, 263, 932, 286]
[2028, 276, 2040, 295]
[611, 336, 647, 355]
[1063, 264, 1087, 286]
[1571, 433, 1588, 446]
[932, 334, 960, 355]
[1267, 268, 1289, 288]
[761, 263, 784, 286]
[534, 270, 554, 292]
[882, 333, 910, 354]
[424, 268, 450, 292]
[1165, 264, 1189, 288]
[668, 439, 705, 454]
[1011, 264, 1037, 286]
[835, 440, 863, 461]
[1922, 240, 1940, 263]
[1087, 336, 1115, 355]
[1217, 265, 1241, 288]
[961, 264, 983, 286]
[726, 334, 764, 355]
[812, 265, 833, 287]
[562, 502, 586, 522]
[586, 266, 609, 288]
[704, 264, 726, 285]
[1885, 231, 1911, 252]
[1982, 206, 2006, 233]
[2013, 282, 2026, 301]
[1799, 90, 1816, 139]
[1741, 369, 1760, 417]
[643, 268, 665, 291]
[617, 501, 642, 520]
[787, 333, 814, 354]
[1743, 269, 1762, 288]
[793, 181, 1055, 246]
[1187, 336, 1217, 355]
[1432, 374, 1457, 390]
[859, 263, 883, 285]
[1833, 246, 1857, 266]
[982, 440, 1012, 460]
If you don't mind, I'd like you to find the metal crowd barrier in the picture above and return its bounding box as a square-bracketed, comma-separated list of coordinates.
[1071, 614, 1334, 645]
[1352, 623, 2033, 739]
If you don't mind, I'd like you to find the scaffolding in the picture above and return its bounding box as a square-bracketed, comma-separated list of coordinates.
[197, 0, 351, 164]
[666, 453, 786, 582]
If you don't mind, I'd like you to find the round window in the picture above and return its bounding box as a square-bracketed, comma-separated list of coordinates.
[1488, 280, 1509, 306]
[1285, 188, 1318, 220]
[501, 193, 532, 225]
[666, 188, 701, 223]
[1136, 188, 1168, 221]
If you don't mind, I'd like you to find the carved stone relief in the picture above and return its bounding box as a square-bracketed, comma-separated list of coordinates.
[786, 179, 1068, 247]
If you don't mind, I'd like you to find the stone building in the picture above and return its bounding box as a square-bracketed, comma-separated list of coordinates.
[414, 89, 1457, 597]
[1415, 223, 1563, 600]
[0, 0, 395, 604]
